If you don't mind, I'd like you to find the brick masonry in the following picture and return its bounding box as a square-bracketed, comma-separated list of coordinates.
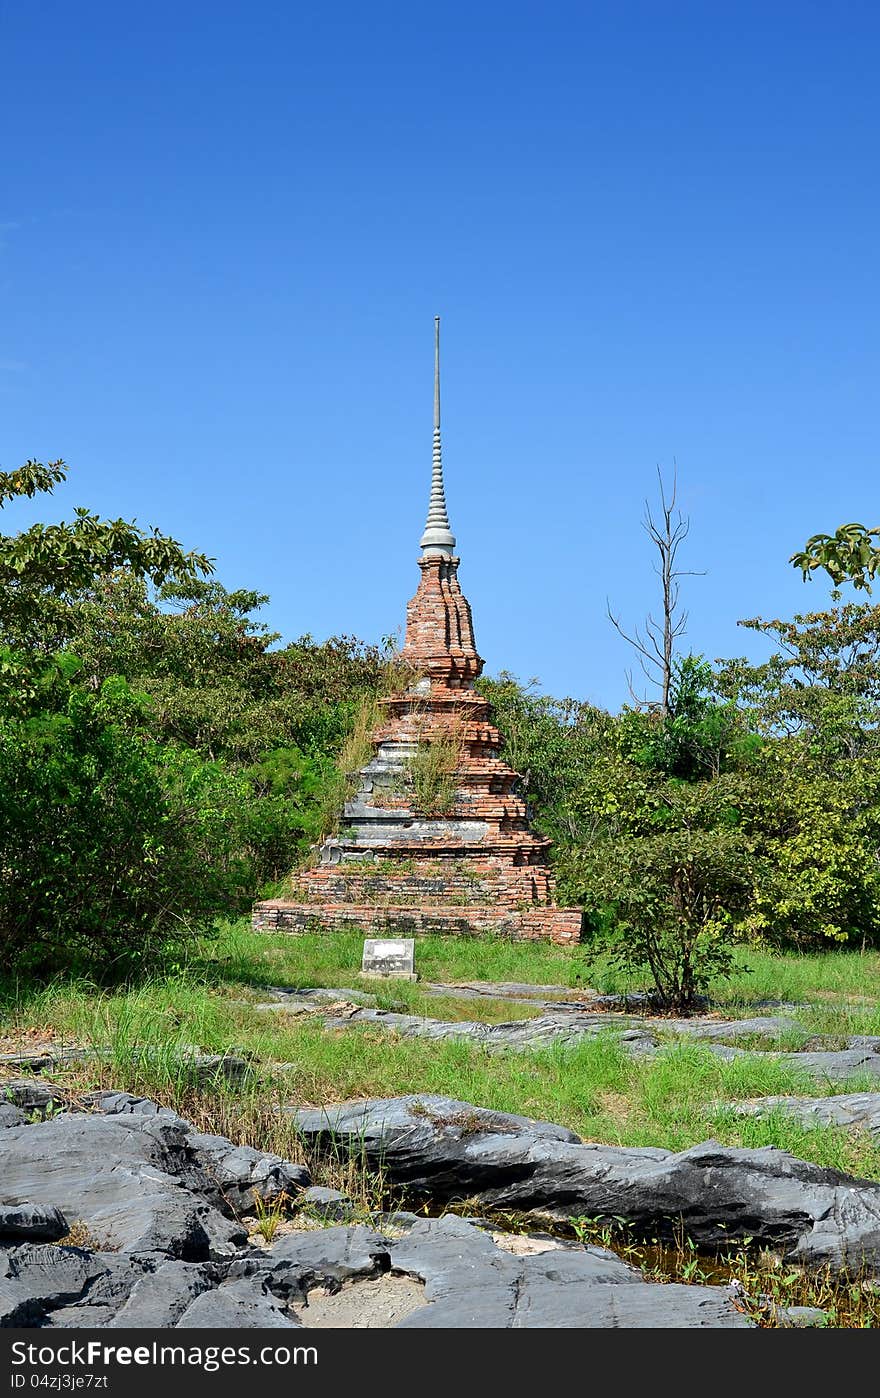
[253, 549, 584, 946]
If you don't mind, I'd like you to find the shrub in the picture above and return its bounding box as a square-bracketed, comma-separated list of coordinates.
[583, 783, 757, 1011]
[0, 677, 262, 974]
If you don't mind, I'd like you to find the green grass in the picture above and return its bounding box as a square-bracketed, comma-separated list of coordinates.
[6, 920, 880, 1327]
[3, 919, 880, 1190]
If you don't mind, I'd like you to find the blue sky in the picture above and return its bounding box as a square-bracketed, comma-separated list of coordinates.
[2, 1, 878, 710]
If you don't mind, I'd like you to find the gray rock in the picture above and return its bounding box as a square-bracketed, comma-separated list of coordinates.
[184, 1132, 310, 1212]
[0, 1105, 27, 1129]
[777, 1046, 880, 1082]
[109, 1262, 215, 1328]
[0, 1244, 142, 1327]
[320, 1006, 655, 1053]
[634, 1039, 880, 1084]
[43, 1305, 119, 1328]
[0, 1080, 68, 1117]
[122, 1049, 256, 1089]
[0, 1049, 254, 1089]
[254, 1214, 748, 1329]
[425, 980, 575, 1000]
[725, 1092, 880, 1135]
[0, 1114, 245, 1259]
[0, 1281, 45, 1328]
[297, 1186, 355, 1222]
[662, 1016, 804, 1042]
[291, 1094, 880, 1273]
[85, 1091, 187, 1123]
[88, 1092, 310, 1210]
[0, 1204, 68, 1241]
[236, 1224, 393, 1301]
[283, 997, 810, 1056]
[175, 1278, 301, 1328]
[771, 1304, 830, 1327]
[0, 1050, 92, 1071]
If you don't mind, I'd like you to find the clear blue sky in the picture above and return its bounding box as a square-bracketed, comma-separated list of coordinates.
[2, 1, 878, 710]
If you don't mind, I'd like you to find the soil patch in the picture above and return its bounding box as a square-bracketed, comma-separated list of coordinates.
[291, 1273, 427, 1327]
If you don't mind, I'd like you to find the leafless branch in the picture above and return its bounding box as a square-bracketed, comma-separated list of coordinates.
[607, 462, 705, 715]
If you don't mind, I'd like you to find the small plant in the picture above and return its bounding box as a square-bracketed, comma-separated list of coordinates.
[570, 1214, 628, 1248]
[54, 1220, 119, 1252]
[252, 1190, 291, 1243]
[406, 726, 464, 817]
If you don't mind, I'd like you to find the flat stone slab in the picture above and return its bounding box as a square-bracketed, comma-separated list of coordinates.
[261, 998, 807, 1055]
[290, 1094, 880, 1273]
[692, 1042, 880, 1083]
[320, 1006, 655, 1052]
[420, 981, 579, 1007]
[658, 1016, 804, 1042]
[246, 987, 376, 1014]
[236, 984, 816, 1056]
[0, 1091, 310, 1263]
[724, 1092, 880, 1135]
[0, 1205, 68, 1242]
[231, 1213, 750, 1328]
[0, 1048, 254, 1087]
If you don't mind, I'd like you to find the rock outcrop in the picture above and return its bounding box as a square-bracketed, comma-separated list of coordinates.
[291, 1094, 880, 1271]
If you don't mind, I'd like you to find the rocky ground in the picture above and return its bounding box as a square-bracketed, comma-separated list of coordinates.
[237, 981, 880, 1084]
[3, 1077, 879, 1328]
[4, 977, 880, 1328]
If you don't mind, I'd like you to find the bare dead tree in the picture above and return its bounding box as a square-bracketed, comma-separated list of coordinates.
[607, 465, 704, 716]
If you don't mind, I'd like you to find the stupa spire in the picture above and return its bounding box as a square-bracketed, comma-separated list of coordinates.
[419, 315, 456, 557]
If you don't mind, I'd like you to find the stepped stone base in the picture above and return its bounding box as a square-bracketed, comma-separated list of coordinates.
[252, 900, 584, 945]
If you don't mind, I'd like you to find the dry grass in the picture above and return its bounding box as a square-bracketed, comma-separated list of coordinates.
[406, 724, 464, 817]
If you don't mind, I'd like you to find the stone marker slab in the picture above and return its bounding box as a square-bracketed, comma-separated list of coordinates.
[360, 938, 417, 980]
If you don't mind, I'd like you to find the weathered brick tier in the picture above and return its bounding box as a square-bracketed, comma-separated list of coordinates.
[253, 901, 583, 945]
[252, 551, 583, 944]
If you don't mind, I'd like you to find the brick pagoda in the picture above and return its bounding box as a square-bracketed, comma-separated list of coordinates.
[253, 320, 582, 945]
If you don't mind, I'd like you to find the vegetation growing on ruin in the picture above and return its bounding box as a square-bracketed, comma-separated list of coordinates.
[406, 725, 464, 817]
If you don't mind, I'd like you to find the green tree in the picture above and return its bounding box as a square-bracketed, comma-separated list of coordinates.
[791, 524, 880, 592]
[715, 602, 880, 759]
[1, 570, 389, 766]
[582, 781, 757, 1011]
[0, 461, 212, 636]
[0, 671, 262, 973]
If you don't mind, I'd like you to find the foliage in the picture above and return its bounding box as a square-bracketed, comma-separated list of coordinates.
[743, 750, 880, 948]
[616, 655, 757, 780]
[716, 602, 880, 758]
[792, 523, 880, 592]
[579, 781, 757, 1010]
[0, 461, 212, 636]
[0, 673, 265, 974]
[406, 727, 463, 816]
[1, 571, 389, 766]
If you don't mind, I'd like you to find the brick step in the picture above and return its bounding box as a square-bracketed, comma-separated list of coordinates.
[253, 900, 583, 945]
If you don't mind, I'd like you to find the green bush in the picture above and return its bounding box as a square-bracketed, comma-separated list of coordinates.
[744, 752, 880, 947]
[582, 783, 757, 1010]
[0, 676, 276, 974]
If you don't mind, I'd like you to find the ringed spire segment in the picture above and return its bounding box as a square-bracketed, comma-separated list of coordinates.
[419, 315, 456, 558]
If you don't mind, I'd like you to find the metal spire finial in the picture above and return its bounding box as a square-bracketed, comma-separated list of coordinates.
[420, 316, 456, 557]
